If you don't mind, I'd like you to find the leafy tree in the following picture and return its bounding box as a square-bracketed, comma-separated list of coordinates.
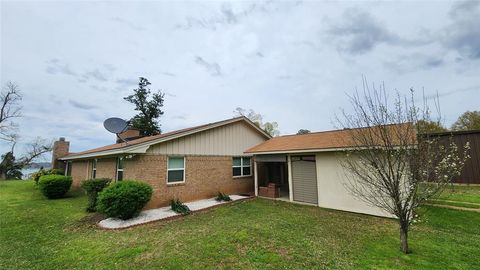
[297, 129, 311, 135]
[233, 107, 280, 136]
[124, 77, 165, 136]
[415, 120, 447, 133]
[0, 152, 22, 179]
[451, 111, 480, 131]
[337, 83, 470, 254]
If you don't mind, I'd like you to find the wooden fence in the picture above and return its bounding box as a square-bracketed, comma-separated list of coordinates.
[425, 130, 480, 184]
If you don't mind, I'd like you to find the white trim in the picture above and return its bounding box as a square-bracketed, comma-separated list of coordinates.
[115, 157, 124, 181]
[166, 156, 186, 184]
[287, 155, 293, 202]
[245, 145, 413, 155]
[64, 161, 69, 176]
[254, 160, 258, 196]
[60, 117, 271, 161]
[91, 158, 97, 179]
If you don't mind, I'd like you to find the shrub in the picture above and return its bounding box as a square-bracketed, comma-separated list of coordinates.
[97, 180, 152, 220]
[32, 168, 64, 184]
[171, 199, 191, 215]
[38, 175, 73, 199]
[80, 178, 111, 212]
[215, 192, 232, 202]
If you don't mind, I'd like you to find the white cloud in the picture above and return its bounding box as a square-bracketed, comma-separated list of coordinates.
[1, 1, 479, 157]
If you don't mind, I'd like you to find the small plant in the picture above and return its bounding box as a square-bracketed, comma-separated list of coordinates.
[215, 192, 232, 202]
[97, 180, 152, 220]
[171, 199, 191, 215]
[38, 175, 72, 199]
[80, 178, 111, 212]
[32, 168, 64, 184]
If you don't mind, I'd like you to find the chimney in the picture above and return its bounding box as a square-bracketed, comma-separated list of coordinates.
[51, 137, 70, 171]
[116, 128, 141, 143]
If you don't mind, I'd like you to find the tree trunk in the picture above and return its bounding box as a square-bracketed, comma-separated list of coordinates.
[400, 224, 409, 254]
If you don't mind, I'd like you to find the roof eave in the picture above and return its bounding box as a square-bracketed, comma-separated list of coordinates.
[59, 144, 150, 161]
[61, 117, 270, 161]
[245, 144, 416, 155]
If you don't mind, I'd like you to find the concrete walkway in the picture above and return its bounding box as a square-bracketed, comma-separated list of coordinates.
[98, 195, 249, 229]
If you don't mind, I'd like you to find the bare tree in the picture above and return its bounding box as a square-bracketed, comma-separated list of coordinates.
[0, 82, 22, 142]
[16, 137, 53, 167]
[337, 81, 470, 254]
[0, 82, 53, 180]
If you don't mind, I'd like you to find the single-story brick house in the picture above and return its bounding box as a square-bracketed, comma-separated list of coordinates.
[54, 116, 400, 217]
[55, 117, 270, 208]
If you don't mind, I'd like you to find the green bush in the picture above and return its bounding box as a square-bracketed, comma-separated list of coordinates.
[215, 192, 232, 202]
[171, 199, 191, 215]
[97, 180, 152, 220]
[38, 175, 72, 199]
[32, 168, 64, 184]
[80, 178, 111, 212]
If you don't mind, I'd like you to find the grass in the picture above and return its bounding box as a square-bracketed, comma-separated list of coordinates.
[1, 180, 479, 269]
[437, 185, 480, 204]
[425, 185, 480, 210]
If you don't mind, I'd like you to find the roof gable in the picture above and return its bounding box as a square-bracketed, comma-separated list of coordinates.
[61, 117, 270, 160]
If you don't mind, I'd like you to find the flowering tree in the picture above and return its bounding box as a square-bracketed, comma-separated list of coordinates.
[337, 82, 470, 254]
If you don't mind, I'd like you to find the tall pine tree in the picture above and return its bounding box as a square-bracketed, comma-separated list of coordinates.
[124, 77, 165, 136]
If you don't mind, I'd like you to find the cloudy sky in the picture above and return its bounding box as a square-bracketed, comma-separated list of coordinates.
[1, 0, 479, 156]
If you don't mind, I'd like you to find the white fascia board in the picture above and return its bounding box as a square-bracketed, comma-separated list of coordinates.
[245, 145, 415, 155]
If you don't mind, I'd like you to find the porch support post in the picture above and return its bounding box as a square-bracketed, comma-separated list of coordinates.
[254, 160, 258, 197]
[287, 155, 293, 202]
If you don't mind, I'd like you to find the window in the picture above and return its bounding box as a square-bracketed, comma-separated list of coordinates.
[91, 159, 97, 179]
[65, 161, 72, 176]
[116, 157, 124, 181]
[233, 157, 251, 177]
[291, 155, 315, 162]
[167, 157, 185, 183]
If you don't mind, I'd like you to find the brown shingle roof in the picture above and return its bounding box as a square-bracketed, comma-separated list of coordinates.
[64, 116, 269, 159]
[245, 123, 414, 154]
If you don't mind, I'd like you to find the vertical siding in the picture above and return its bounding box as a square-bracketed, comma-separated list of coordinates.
[147, 121, 267, 156]
[420, 131, 480, 184]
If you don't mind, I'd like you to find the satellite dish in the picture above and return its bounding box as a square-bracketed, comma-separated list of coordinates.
[103, 117, 128, 134]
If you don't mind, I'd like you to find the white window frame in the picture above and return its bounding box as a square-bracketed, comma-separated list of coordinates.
[167, 156, 186, 184]
[116, 157, 124, 181]
[91, 159, 97, 179]
[233, 156, 252, 178]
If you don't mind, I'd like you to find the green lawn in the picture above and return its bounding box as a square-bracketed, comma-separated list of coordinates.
[437, 185, 480, 204]
[1, 180, 479, 270]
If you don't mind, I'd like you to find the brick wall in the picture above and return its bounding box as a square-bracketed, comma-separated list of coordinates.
[124, 155, 253, 209]
[96, 158, 116, 180]
[68, 154, 254, 209]
[71, 160, 89, 187]
[51, 139, 70, 171]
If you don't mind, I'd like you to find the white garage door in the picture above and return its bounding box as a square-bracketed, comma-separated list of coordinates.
[292, 157, 318, 205]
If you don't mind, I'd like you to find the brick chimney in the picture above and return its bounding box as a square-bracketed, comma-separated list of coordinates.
[116, 128, 141, 143]
[51, 137, 70, 170]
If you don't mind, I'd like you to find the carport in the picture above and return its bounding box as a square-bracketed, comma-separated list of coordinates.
[253, 154, 318, 205]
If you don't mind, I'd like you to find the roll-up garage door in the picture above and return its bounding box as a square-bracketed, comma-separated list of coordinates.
[292, 157, 318, 205]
